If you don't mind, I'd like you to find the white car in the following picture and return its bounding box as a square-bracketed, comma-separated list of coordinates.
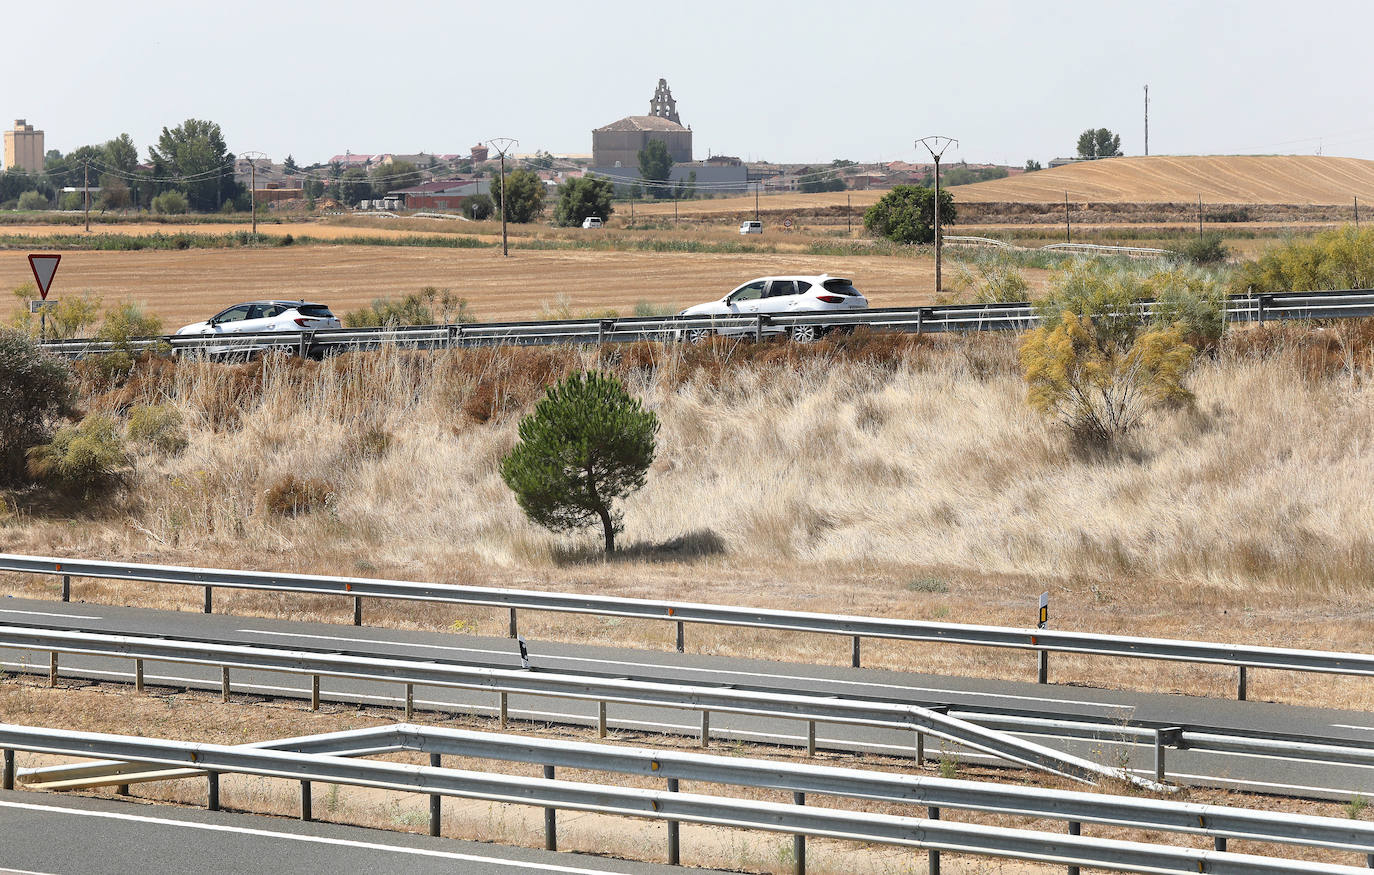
[677, 275, 868, 342]
[581, 217, 604, 229]
[175, 300, 341, 356]
[739, 220, 763, 234]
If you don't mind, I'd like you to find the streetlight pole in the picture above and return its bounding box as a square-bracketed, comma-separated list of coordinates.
[916, 136, 957, 293]
[487, 138, 518, 257]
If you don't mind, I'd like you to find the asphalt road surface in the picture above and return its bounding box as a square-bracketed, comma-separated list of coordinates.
[0, 790, 729, 875]
[2, 596, 1372, 799]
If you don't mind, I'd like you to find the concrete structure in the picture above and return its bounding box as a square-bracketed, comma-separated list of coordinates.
[4, 119, 44, 172]
[592, 79, 692, 168]
[391, 178, 490, 210]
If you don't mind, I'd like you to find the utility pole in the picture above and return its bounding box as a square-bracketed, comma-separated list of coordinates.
[847, 192, 852, 233]
[917, 136, 957, 293]
[1064, 192, 1071, 243]
[1144, 85, 1149, 157]
[754, 181, 760, 221]
[242, 151, 266, 241]
[1197, 195, 1203, 237]
[1356, 196, 1360, 230]
[83, 160, 91, 233]
[487, 138, 518, 257]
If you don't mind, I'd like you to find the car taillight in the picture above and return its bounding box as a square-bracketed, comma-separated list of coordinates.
[816, 295, 845, 303]
[294, 318, 312, 326]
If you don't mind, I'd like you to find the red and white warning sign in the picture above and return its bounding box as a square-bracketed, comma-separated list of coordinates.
[27, 254, 61, 300]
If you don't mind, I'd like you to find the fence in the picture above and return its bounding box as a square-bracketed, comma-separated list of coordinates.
[32, 288, 1374, 358]
[4, 723, 1372, 874]
[5, 552, 1374, 704]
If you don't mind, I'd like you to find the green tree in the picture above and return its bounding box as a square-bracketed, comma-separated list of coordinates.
[490, 168, 546, 223]
[1076, 128, 1122, 159]
[554, 176, 615, 226]
[340, 168, 372, 204]
[103, 134, 139, 173]
[1024, 159, 1042, 172]
[500, 371, 659, 553]
[148, 118, 241, 211]
[151, 190, 188, 214]
[637, 139, 673, 199]
[0, 329, 73, 484]
[461, 193, 494, 220]
[863, 185, 955, 244]
[97, 176, 132, 210]
[17, 190, 49, 211]
[283, 154, 298, 174]
[371, 160, 420, 197]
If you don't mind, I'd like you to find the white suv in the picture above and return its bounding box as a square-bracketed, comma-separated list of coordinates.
[678, 275, 867, 342]
[581, 217, 604, 229]
[175, 300, 341, 355]
[739, 220, 763, 234]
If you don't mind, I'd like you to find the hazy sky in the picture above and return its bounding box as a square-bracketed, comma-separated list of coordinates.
[7, 0, 1374, 168]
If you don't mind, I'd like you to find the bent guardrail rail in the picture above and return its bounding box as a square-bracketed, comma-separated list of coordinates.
[2, 723, 1369, 874]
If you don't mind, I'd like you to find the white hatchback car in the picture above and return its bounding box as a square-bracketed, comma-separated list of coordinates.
[677, 275, 868, 342]
[175, 300, 341, 356]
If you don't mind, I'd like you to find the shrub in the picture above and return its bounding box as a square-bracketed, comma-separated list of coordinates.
[863, 185, 955, 244]
[16, 191, 48, 211]
[59, 191, 84, 211]
[127, 404, 187, 455]
[500, 371, 659, 553]
[1175, 231, 1230, 265]
[461, 193, 494, 220]
[949, 252, 1030, 303]
[263, 474, 333, 517]
[151, 190, 189, 215]
[1231, 225, 1374, 293]
[26, 414, 130, 497]
[0, 330, 73, 483]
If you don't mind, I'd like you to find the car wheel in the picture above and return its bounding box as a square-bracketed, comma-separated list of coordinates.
[789, 324, 823, 343]
[683, 327, 712, 344]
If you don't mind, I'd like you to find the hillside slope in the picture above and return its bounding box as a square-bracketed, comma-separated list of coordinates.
[953, 155, 1374, 204]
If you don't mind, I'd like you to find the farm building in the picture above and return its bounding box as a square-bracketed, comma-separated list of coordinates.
[391, 179, 490, 211]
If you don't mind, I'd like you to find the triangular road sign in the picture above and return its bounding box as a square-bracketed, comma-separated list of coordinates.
[28, 254, 61, 300]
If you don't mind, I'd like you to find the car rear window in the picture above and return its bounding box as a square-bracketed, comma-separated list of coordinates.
[822, 279, 860, 296]
[297, 305, 334, 317]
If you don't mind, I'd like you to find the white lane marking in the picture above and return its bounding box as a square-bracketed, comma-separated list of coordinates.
[235, 629, 1125, 712]
[0, 610, 101, 620]
[0, 869, 59, 875]
[1332, 724, 1374, 733]
[0, 799, 642, 873]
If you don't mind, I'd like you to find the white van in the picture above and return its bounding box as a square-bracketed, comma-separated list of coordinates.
[581, 217, 604, 229]
[739, 220, 763, 235]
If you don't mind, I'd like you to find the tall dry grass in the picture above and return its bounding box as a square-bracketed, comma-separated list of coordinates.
[3, 325, 1373, 698]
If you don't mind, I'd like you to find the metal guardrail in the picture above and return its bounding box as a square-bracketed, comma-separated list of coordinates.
[32, 289, 1374, 358]
[0, 621, 1155, 789]
[3, 723, 1370, 874]
[943, 236, 1171, 258]
[5, 552, 1374, 703]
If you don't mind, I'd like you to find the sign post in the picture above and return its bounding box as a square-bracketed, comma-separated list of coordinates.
[27, 254, 62, 341]
[1036, 591, 1049, 684]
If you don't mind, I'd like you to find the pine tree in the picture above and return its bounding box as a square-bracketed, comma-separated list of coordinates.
[500, 372, 658, 553]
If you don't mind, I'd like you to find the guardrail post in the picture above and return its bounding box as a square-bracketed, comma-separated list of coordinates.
[928, 806, 940, 875]
[3, 749, 13, 790]
[667, 777, 680, 865]
[116, 783, 129, 796]
[1067, 821, 1081, 875]
[203, 586, 212, 614]
[49, 652, 57, 687]
[1037, 650, 1048, 685]
[807, 721, 817, 756]
[1256, 295, 1266, 325]
[1214, 836, 1226, 852]
[916, 731, 925, 767]
[543, 764, 557, 851]
[311, 675, 320, 711]
[500, 692, 509, 728]
[700, 711, 710, 748]
[1153, 727, 1182, 783]
[429, 753, 441, 836]
[300, 780, 311, 821]
[298, 330, 315, 358]
[755, 315, 764, 341]
[62, 574, 70, 602]
[221, 667, 230, 702]
[1238, 665, 1247, 701]
[793, 792, 806, 874]
[598, 701, 607, 738]
[207, 772, 220, 811]
[352, 596, 362, 626]
[851, 636, 861, 668]
[1365, 852, 1373, 868]
[508, 608, 518, 639]
[405, 684, 414, 719]
[675, 621, 684, 653]
[135, 659, 144, 693]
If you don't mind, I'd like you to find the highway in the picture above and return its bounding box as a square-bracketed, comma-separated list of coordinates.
[0, 790, 722, 875]
[2, 596, 1373, 800]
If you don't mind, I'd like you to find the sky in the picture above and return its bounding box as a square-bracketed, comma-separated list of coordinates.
[7, 0, 1374, 168]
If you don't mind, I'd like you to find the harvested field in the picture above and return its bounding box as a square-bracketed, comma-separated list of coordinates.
[954, 155, 1374, 204]
[0, 244, 1023, 328]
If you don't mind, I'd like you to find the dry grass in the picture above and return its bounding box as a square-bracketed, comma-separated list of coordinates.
[2, 678, 1368, 874]
[3, 325, 1374, 708]
[955, 155, 1374, 204]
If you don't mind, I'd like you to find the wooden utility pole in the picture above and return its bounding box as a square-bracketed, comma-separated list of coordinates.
[83, 160, 90, 233]
[487, 138, 518, 257]
[1064, 192, 1071, 243]
[917, 136, 957, 293]
[1144, 85, 1149, 157]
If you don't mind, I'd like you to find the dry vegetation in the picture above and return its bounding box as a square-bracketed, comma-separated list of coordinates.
[3, 323, 1374, 708]
[1, 677, 1367, 874]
